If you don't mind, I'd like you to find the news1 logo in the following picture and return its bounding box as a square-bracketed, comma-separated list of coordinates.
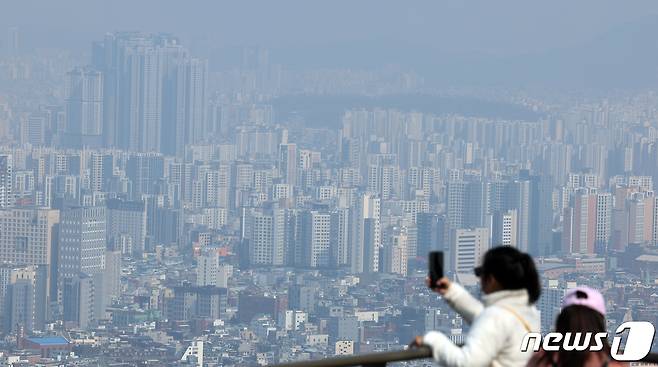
[521, 321, 656, 361]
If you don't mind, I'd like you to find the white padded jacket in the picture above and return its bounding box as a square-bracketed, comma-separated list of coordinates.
[423, 283, 540, 367]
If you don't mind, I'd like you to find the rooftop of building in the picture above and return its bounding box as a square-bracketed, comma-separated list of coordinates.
[25, 337, 70, 346]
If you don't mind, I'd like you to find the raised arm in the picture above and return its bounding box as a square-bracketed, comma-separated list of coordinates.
[422, 307, 505, 367]
[441, 282, 484, 324]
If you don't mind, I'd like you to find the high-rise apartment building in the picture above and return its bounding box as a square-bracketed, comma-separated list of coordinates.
[125, 153, 165, 198]
[446, 178, 487, 231]
[288, 284, 317, 313]
[92, 32, 207, 155]
[452, 227, 489, 275]
[21, 113, 47, 146]
[330, 208, 350, 267]
[524, 173, 555, 256]
[595, 192, 613, 253]
[245, 210, 274, 266]
[106, 198, 147, 256]
[350, 193, 381, 273]
[62, 274, 95, 330]
[167, 285, 227, 322]
[507, 179, 531, 252]
[539, 280, 567, 333]
[57, 206, 106, 300]
[300, 211, 331, 268]
[0, 264, 48, 334]
[627, 192, 654, 245]
[196, 252, 219, 287]
[367, 164, 400, 200]
[65, 67, 103, 148]
[184, 58, 208, 147]
[279, 143, 298, 186]
[88, 153, 104, 193]
[0, 208, 59, 303]
[492, 209, 517, 247]
[271, 207, 289, 266]
[103, 250, 121, 305]
[382, 230, 408, 276]
[562, 188, 597, 254]
[416, 213, 446, 256]
[0, 154, 12, 208]
[241, 205, 291, 267]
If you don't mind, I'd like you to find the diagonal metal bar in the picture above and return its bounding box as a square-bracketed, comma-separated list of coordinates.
[273, 346, 658, 367]
[274, 346, 432, 367]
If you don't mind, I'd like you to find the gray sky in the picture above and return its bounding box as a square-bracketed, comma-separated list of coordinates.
[3, 1, 658, 88]
[2, 1, 654, 51]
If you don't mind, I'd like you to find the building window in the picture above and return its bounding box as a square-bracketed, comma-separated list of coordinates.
[16, 236, 28, 252]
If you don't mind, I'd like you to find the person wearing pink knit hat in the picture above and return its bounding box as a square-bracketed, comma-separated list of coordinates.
[527, 286, 626, 367]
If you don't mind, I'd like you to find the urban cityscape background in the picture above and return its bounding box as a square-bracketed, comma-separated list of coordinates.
[1, 1, 658, 366]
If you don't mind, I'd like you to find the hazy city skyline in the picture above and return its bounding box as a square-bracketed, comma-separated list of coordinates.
[0, 3, 657, 366]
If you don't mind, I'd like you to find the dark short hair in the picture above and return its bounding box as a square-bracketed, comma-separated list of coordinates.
[540, 305, 609, 366]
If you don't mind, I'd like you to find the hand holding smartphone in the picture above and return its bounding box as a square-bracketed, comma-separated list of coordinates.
[428, 251, 444, 290]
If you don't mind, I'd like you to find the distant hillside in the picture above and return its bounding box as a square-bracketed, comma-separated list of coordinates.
[265, 16, 658, 91]
[272, 94, 542, 129]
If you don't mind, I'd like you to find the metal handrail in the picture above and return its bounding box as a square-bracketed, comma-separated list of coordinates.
[274, 346, 658, 367]
[275, 345, 432, 367]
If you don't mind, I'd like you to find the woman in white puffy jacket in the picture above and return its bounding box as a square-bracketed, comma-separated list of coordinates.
[413, 246, 541, 367]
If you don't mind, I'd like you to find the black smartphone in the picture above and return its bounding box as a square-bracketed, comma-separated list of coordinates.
[428, 251, 444, 289]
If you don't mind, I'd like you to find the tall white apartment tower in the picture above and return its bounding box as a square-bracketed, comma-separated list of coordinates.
[57, 206, 107, 306]
[452, 227, 489, 275]
[0, 154, 13, 208]
[492, 209, 517, 247]
[248, 211, 274, 266]
[595, 192, 612, 252]
[301, 211, 332, 268]
[350, 193, 381, 273]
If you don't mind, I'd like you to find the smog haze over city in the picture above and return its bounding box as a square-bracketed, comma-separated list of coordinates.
[0, 1, 657, 366]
